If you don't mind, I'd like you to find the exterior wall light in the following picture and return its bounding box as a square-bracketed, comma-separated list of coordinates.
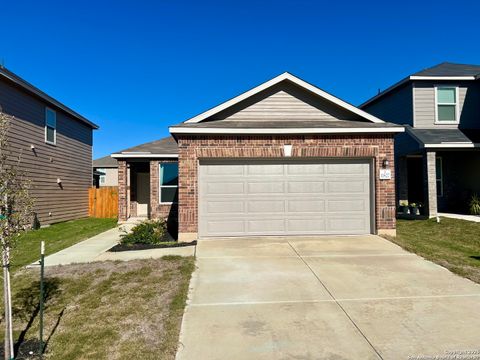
[382, 159, 389, 168]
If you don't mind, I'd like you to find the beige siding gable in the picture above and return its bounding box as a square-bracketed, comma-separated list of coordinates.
[210, 82, 365, 122]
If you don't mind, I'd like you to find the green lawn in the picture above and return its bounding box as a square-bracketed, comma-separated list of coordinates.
[10, 217, 118, 272]
[389, 217, 480, 283]
[2, 257, 195, 360]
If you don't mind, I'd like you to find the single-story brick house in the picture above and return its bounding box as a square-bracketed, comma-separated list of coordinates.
[114, 73, 404, 240]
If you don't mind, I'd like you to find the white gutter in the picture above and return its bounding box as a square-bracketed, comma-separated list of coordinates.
[409, 76, 476, 80]
[111, 153, 178, 159]
[423, 143, 480, 149]
[169, 126, 404, 135]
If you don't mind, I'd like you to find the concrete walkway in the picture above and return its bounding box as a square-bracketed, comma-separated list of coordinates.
[35, 222, 194, 267]
[439, 212, 480, 223]
[176, 235, 480, 360]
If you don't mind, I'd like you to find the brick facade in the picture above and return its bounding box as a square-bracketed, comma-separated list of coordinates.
[118, 159, 178, 236]
[178, 134, 396, 240]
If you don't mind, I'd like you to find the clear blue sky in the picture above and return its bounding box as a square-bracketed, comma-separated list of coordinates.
[2, 0, 479, 158]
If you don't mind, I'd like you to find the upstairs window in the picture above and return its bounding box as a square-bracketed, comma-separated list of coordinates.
[45, 107, 56, 144]
[435, 87, 458, 123]
[159, 163, 178, 204]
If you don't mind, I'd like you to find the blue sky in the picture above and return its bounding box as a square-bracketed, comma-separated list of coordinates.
[2, 0, 479, 158]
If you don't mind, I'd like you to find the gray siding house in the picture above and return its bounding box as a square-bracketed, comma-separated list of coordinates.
[361, 62, 480, 216]
[0, 66, 98, 225]
[93, 155, 118, 187]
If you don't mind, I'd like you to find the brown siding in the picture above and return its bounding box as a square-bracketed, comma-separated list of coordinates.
[0, 79, 93, 225]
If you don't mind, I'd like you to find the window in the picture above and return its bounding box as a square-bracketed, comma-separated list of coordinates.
[436, 157, 443, 197]
[159, 163, 178, 203]
[435, 86, 458, 123]
[98, 168, 106, 185]
[45, 108, 56, 144]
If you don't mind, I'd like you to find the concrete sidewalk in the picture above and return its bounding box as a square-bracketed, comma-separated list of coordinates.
[439, 213, 480, 223]
[31, 221, 195, 267]
[39, 224, 134, 267]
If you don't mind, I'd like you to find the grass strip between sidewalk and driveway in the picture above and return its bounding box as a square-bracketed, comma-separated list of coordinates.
[387, 217, 480, 284]
[10, 217, 118, 272]
[1, 256, 195, 360]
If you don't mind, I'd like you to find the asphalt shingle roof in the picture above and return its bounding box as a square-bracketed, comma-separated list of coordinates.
[93, 155, 118, 168]
[412, 62, 480, 77]
[114, 136, 178, 155]
[409, 128, 480, 145]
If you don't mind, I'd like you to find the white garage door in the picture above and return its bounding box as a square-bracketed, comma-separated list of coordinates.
[198, 159, 372, 237]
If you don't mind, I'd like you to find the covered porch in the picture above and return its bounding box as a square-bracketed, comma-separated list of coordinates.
[398, 149, 480, 217]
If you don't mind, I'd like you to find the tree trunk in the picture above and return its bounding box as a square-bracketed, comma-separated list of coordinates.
[2, 243, 13, 360]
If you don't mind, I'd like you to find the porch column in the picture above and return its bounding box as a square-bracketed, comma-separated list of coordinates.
[118, 160, 128, 221]
[423, 151, 437, 217]
[397, 156, 408, 205]
[150, 160, 159, 219]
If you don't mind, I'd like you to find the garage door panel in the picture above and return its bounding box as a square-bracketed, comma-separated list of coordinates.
[206, 201, 245, 214]
[288, 199, 325, 212]
[247, 164, 284, 175]
[248, 219, 286, 233]
[326, 163, 368, 175]
[247, 182, 284, 194]
[287, 181, 325, 193]
[326, 180, 368, 194]
[199, 160, 372, 237]
[287, 218, 326, 232]
[287, 163, 324, 175]
[327, 199, 368, 212]
[206, 182, 244, 195]
[247, 200, 285, 213]
[204, 164, 244, 175]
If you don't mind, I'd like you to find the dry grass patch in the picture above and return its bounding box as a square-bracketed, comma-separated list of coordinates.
[1, 256, 195, 360]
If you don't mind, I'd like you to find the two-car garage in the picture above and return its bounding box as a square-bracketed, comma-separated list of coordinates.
[198, 159, 373, 238]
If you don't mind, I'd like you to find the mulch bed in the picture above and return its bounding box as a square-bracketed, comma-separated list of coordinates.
[109, 240, 197, 252]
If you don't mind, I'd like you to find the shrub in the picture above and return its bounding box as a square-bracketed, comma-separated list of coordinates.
[469, 194, 480, 215]
[120, 219, 168, 246]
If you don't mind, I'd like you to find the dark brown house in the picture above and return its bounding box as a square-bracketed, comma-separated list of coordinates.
[0, 66, 98, 225]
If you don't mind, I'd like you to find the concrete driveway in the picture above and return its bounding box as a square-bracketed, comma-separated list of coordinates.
[176, 235, 480, 360]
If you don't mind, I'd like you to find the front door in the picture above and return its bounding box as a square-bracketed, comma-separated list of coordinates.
[136, 172, 150, 217]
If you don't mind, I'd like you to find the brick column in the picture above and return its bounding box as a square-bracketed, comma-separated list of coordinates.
[118, 160, 128, 221]
[397, 156, 408, 205]
[423, 151, 438, 217]
[150, 161, 159, 218]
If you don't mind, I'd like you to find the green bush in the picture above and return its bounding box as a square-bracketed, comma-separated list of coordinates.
[470, 194, 480, 215]
[120, 219, 168, 245]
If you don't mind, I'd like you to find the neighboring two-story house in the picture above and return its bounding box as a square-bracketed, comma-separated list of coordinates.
[0, 66, 98, 225]
[361, 62, 480, 216]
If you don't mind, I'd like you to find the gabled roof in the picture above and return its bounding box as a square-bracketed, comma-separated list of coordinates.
[183, 72, 386, 124]
[361, 62, 480, 108]
[0, 66, 99, 129]
[111, 136, 178, 159]
[93, 155, 118, 168]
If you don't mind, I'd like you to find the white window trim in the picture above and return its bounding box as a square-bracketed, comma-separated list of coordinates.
[436, 156, 443, 197]
[45, 107, 57, 145]
[434, 86, 459, 125]
[159, 164, 178, 205]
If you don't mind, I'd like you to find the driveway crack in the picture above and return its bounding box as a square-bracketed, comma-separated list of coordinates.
[287, 241, 384, 360]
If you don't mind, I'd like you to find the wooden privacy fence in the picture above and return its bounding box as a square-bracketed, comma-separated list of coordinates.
[89, 186, 118, 218]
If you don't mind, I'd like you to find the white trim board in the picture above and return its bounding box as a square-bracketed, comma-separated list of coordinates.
[111, 153, 178, 159]
[169, 126, 404, 135]
[184, 72, 386, 124]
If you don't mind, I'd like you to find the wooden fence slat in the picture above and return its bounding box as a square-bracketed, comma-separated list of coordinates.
[88, 186, 118, 218]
